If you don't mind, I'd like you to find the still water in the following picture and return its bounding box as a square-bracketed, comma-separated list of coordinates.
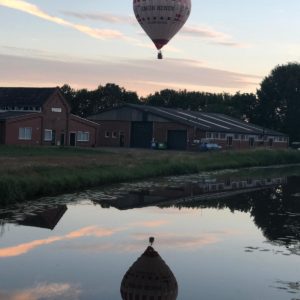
[0, 167, 300, 300]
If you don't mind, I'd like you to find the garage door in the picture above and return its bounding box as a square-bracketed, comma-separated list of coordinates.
[167, 130, 187, 150]
[131, 122, 153, 148]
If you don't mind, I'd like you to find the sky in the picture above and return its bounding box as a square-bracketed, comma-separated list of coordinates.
[0, 0, 300, 96]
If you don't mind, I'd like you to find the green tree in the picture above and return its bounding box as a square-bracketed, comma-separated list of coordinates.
[61, 83, 140, 117]
[255, 63, 300, 142]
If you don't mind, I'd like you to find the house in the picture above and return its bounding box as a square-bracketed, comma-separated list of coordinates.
[88, 104, 289, 150]
[0, 87, 99, 147]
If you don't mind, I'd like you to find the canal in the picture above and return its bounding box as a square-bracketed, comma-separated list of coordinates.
[0, 166, 299, 300]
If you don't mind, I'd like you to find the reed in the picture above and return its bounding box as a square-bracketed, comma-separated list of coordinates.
[1, 147, 300, 204]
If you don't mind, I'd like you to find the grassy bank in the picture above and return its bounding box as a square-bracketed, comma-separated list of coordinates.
[1, 146, 300, 205]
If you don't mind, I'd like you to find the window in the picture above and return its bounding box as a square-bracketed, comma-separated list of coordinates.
[112, 131, 118, 138]
[268, 138, 273, 147]
[19, 127, 32, 140]
[227, 136, 233, 146]
[44, 129, 52, 141]
[213, 132, 219, 139]
[105, 131, 110, 138]
[77, 131, 89, 142]
[234, 134, 240, 140]
[206, 132, 212, 139]
[220, 133, 226, 139]
[249, 137, 255, 147]
[51, 107, 62, 113]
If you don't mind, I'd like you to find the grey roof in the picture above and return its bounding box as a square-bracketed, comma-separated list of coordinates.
[0, 87, 57, 107]
[127, 104, 287, 136]
[0, 111, 39, 121]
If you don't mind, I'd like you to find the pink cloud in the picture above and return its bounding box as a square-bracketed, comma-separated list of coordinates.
[0, 53, 261, 96]
[0, 283, 81, 300]
[0, 226, 118, 258]
[0, 0, 126, 40]
[131, 220, 169, 228]
[62, 10, 245, 48]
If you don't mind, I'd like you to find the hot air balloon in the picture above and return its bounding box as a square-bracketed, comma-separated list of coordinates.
[133, 0, 191, 59]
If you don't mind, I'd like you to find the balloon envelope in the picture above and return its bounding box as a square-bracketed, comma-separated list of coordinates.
[133, 0, 191, 50]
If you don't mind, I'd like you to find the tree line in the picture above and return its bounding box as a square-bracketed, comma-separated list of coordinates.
[61, 62, 300, 143]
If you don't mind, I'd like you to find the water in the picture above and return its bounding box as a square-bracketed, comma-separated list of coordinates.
[0, 167, 299, 300]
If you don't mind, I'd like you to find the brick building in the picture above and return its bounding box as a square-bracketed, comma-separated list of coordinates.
[0, 87, 98, 147]
[88, 104, 289, 150]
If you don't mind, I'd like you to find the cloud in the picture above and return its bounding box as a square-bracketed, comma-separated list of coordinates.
[131, 233, 220, 250]
[62, 11, 136, 26]
[65, 226, 116, 239]
[0, 0, 125, 40]
[61, 235, 220, 253]
[0, 53, 261, 96]
[0, 220, 169, 258]
[131, 220, 169, 228]
[181, 25, 248, 48]
[63, 229, 242, 254]
[0, 283, 81, 300]
[0, 226, 117, 258]
[62, 10, 245, 48]
[0, 236, 62, 257]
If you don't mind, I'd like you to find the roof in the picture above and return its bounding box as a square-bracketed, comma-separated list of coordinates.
[126, 104, 286, 136]
[0, 111, 39, 121]
[18, 205, 68, 230]
[0, 87, 57, 107]
[70, 114, 100, 127]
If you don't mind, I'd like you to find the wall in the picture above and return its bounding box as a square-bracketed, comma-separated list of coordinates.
[5, 115, 42, 145]
[96, 120, 131, 147]
[89, 107, 144, 122]
[153, 122, 194, 147]
[69, 116, 98, 147]
[0, 122, 4, 144]
[202, 137, 288, 150]
[42, 92, 69, 146]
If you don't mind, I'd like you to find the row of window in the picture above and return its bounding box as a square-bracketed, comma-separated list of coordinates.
[1, 106, 41, 112]
[1, 106, 62, 112]
[206, 132, 288, 142]
[18, 128, 90, 142]
[105, 131, 124, 139]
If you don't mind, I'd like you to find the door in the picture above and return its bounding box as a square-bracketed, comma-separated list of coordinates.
[167, 130, 187, 150]
[60, 133, 65, 146]
[51, 130, 56, 146]
[0, 123, 4, 144]
[70, 132, 76, 147]
[131, 122, 153, 148]
[119, 132, 125, 147]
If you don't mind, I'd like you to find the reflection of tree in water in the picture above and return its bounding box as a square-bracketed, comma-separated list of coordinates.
[160, 176, 300, 255]
[0, 220, 4, 237]
[0, 211, 12, 238]
[251, 176, 300, 255]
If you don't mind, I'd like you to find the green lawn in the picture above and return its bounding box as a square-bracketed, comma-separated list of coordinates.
[1, 145, 300, 205]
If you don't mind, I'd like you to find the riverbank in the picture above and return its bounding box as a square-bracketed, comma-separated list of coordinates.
[1, 146, 300, 205]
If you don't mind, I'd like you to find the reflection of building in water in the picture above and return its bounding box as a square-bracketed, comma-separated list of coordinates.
[121, 246, 178, 300]
[17, 205, 67, 230]
[98, 177, 286, 210]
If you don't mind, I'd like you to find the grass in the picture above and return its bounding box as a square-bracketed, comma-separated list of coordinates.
[1, 145, 300, 205]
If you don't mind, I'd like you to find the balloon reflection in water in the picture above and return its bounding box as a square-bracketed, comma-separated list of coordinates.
[121, 242, 178, 300]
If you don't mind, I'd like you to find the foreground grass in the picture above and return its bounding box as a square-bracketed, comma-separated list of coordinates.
[1, 146, 300, 204]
